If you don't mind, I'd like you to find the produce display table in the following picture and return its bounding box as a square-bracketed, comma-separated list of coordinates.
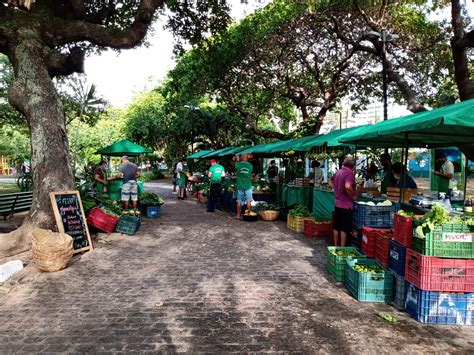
[282, 185, 313, 210]
[102, 179, 144, 200]
[253, 191, 275, 202]
[275, 183, 284, 203]
[313, 188, 335, 220]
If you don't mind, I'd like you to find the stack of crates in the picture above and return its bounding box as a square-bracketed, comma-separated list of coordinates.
[389, 213, 410, 309]
[402, 214, 474, 325]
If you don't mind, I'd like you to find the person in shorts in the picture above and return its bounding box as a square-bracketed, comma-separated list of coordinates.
[235, 154, 253, 219]
[117, 156, 140, 210]
[207, 159, 225, 212]
[330, 157, 358, 246]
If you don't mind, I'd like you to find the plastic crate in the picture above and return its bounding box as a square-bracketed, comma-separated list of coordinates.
[326, 247, 366, 282]
[352, 202, 399, 229]
[288, 215, 312, 233]
[405, 248, 474, 292]
[405, 283, 474, 325]
[393, 213, 415, 247]
[86, 207, 119, 234]
[411, 223, 474, 259]
[345, 258, 394, 302]
[115, 215, 141, 235]
[146, 205, 161, 218]
[389, 240, 407, 277]
[361, 227, 391, 257]
[375, 230, 393, 267]
[392, 272, 407, 310]
[304, 220, 332, 238]
[351, 229, 361, 249]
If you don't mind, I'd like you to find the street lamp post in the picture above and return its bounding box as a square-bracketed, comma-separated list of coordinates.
[365, 29, 398, 122]
[366, 29, 398, 154]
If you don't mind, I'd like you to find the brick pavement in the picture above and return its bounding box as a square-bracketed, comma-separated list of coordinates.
[0, 182, 473, 353]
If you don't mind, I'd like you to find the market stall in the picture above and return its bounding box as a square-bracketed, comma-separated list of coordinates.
[319, 99, 474, 325]
[95, 139, 152, 200]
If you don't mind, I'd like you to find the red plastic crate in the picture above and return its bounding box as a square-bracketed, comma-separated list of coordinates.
[393, 213, 421, 247]
[361, 227, 391, 257]
[304, 220, 332, 238]
[405, 248, 474, 292]
[375, 230, 393, 267]
[87, 207, 119, 234]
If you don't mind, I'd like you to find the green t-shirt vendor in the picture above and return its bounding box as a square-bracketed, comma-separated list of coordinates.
[379, 153, 396, 194]
[234, 154, 254, 219]
[207, 159, 225, 213]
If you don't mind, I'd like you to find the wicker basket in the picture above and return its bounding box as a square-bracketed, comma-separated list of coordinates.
[258, 210, 279, 221]
[32, 229, 73, 272]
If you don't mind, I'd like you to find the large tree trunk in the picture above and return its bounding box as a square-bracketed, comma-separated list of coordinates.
[1, 31, 74, 257]
[451, 0, 474, 101]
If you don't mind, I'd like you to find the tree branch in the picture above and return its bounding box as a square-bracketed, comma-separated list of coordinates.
[44, 0, 165, 49]
[46, 47, 85, 78]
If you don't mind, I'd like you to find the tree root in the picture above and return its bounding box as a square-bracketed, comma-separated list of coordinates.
[0, 223, 34, 259]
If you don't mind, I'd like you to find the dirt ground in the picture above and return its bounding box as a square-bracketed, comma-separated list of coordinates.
[0, 181, 473, 353]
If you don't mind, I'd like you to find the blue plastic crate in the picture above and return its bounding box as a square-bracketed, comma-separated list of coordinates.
[405, 283, 474, 325]
[345, 258, 394, 303]
[352, 202, 399, 229]
[146, 205, 161, 218]
[392, 272, 407, 310]
[389, 240, 407, 277]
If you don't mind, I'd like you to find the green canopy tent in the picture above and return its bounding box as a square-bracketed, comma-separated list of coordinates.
[267, 135, 320, 154]
[237, 140, 289, 156]
[96, 139, 153, 156]
[339, 99, 474, 206]
[217, 146, 251, 156]
[198, 146, 249, 159]
[237, 136, 319, 157]
[302, 126, 369, 149]
[187, 150, 212, 159]
[338, 99, 474, 148]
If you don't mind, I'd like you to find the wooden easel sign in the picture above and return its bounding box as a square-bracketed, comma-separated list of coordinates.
[50, 191, 93, 254]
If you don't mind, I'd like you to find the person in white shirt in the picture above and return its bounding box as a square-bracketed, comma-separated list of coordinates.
[308, 160, 324, 187]
[434, 153, 455, 197]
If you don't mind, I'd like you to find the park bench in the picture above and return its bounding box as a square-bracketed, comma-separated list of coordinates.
[0, 191, 33, 221]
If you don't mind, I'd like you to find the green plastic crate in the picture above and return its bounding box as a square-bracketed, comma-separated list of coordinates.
[115, 215, 141, 235]
[326, 247, 366, 282]
[345, 259, 393, 303]
[412, 223, 474, 259]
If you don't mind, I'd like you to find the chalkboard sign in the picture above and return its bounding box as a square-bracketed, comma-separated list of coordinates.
[50, 191, 93, 254]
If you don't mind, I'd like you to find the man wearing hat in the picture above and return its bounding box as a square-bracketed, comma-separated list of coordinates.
[207, 159, 225, 212]
[117, 155, 140, 210]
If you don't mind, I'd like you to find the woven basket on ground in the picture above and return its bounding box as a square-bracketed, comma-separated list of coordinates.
[258, 210, 279, 221]
[32, 228, 73, 272]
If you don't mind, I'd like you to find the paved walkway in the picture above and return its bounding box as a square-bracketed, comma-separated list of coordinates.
[0, 182, 473, 353]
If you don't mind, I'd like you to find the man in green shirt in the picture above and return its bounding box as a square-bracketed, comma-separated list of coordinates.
[235, 154, 254, 219]
[207, 159, 225, 212]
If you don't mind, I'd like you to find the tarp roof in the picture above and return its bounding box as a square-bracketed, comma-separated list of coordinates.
[267, 135, 319, 154]
[96, 139, 153, 156]
[302, 126, 367, 148]
[187, 150, 212, 159]
[237, 136, 319, 156]
[339, 99, 474, 148]
[200, 146, 249, 158]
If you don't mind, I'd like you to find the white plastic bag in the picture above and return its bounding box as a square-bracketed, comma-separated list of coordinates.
[0, 260, 23, 283]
